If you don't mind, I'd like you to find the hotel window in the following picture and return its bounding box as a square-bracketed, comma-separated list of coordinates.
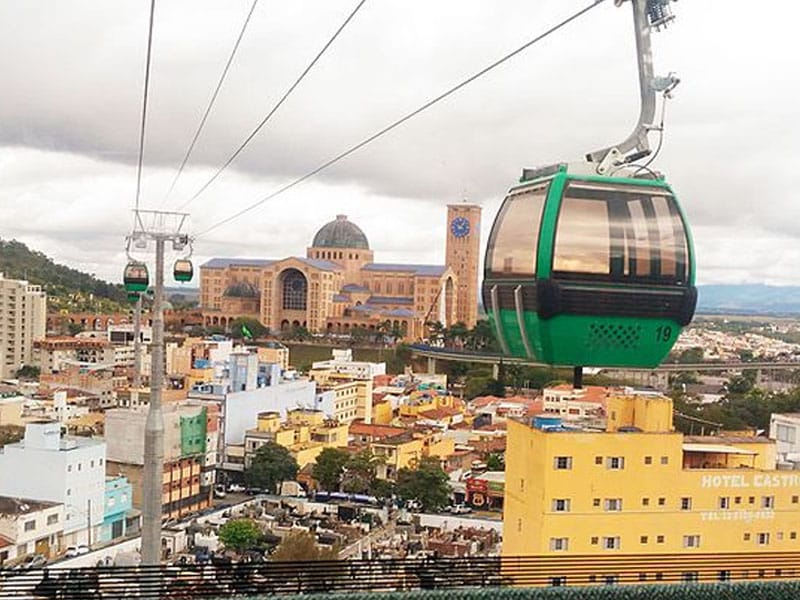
[552, 499, 571, 512]
[656, 535, 665, 543]
[680, 497, 692, 510]
[735, 496, 742, 504]
[593, 498, 601, 507]
[606, 456, 625, 470]
[549, 538, 569, 551]
[658, 497, 666, 506]
[793, 496, 799, 504]
[777, 532, 784, 541]
[644, 456, 652, 465]
[554, 456, 572, 470]
[683, 535, 701, 548]
[791, 532, 797, 540]
[595, 456, 603, 465]
[743, 533, 751, 541]
[604, 498, 622, 512]
[590, 537, 599, 545]
[660, 456, 669, 465]
[603, 537, 620, 550]
[749, 496, 755, 504]
[719, 496, 731, 509]
[642, 497, 650, 506]
[640, 536, 648, 544]
[682, 572, 699, 583]
[762, 496, 775, 509]
[757, 533, 770, 545]
[718, 570, 731, 582]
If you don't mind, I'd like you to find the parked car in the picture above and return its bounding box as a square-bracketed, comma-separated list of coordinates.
[213, 484, 227, 498]
[448, 504, 472, 515]
[227, 483, 245, 493]
[65, 545, 90, 557]
[14, 554, 47, 570]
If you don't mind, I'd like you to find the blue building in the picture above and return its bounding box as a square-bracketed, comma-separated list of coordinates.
[100, 476, 133, 543]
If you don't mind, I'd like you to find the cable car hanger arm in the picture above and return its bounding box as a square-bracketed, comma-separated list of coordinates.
[586, 0, 679, 175]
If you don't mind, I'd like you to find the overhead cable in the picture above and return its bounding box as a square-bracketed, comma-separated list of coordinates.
[177, 0, 369, 211]
[195, 0, 606, 238]
[160, 0, 260, 206]
[134, 0, 157, 210]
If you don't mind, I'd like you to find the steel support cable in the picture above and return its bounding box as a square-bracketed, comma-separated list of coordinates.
[194, 0, 606, 239]
[160, 0, 260, 207]
[176, 0, 369, 211]
[134, 0, 157, 210]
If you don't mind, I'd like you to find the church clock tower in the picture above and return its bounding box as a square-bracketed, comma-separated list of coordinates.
[446, 203, 482, 328]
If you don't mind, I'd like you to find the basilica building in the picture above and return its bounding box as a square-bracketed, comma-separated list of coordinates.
[200, 205, 481, 341]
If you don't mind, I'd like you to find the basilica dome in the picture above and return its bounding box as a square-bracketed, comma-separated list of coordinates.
[311, 215, 369, 250]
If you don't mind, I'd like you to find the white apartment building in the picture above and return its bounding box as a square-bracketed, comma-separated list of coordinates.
[310, 348, 386, 380]
[770, 413, 800, 461]
[0, 496, 64, 564]
[0, 273, 47, 380]
[0, 421, 106, 547]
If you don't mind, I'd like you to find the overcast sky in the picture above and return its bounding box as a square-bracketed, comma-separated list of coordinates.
[1, 0, 798, 287]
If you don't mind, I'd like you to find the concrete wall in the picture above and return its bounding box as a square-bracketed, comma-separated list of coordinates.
[224, 380, 317, 444]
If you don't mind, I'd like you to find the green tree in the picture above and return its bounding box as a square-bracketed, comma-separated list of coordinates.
[286, 325, 310, 341]
[271, 531, 339, 562]
[465, 319, 498, 352]
[15, 365, 40, 380]
[312, 448, 350, 491]
[67, 322, 84, 336]
[0, 425, 24, 448]
[465, 375, 505, 400]
[677, 347, 704, 364]
[218, 519, 261, 554]
[341, 450, 382, 494]
[486, 453, 504, 471]
[396, 456, 451, 512]
[244, 443, 299, 493]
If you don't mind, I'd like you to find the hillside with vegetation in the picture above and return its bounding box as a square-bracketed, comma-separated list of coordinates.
[0, 238, 127, 313]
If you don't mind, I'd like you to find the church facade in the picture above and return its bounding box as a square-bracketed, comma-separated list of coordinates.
[200, 205, 481, 341]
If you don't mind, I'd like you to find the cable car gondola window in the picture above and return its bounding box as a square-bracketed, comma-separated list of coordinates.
[552, 197, 610, 275]
[553, 182, 689, 284]
[487, 184, 548, 278]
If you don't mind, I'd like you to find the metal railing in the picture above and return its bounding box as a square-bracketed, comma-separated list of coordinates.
[3, 554, 800, 599]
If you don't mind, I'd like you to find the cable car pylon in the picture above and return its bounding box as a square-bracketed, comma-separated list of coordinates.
[124, 208, 193, 565]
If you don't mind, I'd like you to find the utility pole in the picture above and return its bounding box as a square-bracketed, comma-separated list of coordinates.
[128, 209, 190, 566]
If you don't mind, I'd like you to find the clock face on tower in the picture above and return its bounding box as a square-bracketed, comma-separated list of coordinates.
[450, 216, 470, 238]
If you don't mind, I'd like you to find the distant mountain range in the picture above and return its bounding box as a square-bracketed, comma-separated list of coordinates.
[697, 285, 800, 316]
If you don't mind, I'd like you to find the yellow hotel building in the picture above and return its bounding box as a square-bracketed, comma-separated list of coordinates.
[503, 392, 800, 585]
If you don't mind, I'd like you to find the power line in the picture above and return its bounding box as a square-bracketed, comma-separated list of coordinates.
[160, 0, 260, 207]
[195, 0, 606, 238]
[134, 0, 157, 211]
[177, 0, 369, 211]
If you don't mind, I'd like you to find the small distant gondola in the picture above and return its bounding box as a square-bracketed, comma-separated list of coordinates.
[123, 262, 149, 293]
[173, 259, 194, 283]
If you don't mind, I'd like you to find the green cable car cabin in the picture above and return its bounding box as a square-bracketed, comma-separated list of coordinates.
[482, 165, 696, 368]
[173, 259, 193, 283]
[123, 262, 149, 294]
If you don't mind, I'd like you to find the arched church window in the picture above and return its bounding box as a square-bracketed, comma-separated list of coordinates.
[282, 269, 307, 311]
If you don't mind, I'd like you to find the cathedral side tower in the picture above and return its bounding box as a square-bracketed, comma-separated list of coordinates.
[445, 203, 481, 328]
